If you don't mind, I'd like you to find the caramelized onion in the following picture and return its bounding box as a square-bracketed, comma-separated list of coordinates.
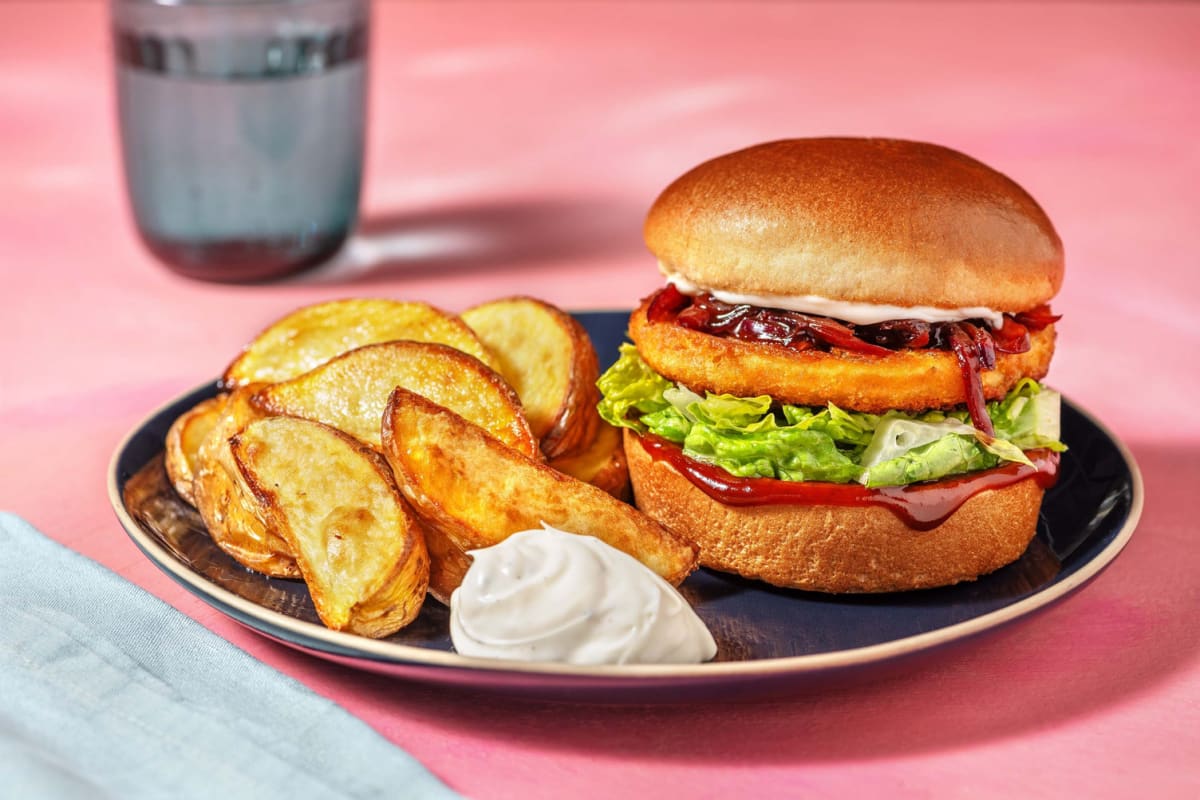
[944, 323, 995, 436]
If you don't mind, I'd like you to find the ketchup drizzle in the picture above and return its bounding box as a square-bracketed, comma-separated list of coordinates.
[645, 286, 1058, 435]
[639, 434, 1060, 531]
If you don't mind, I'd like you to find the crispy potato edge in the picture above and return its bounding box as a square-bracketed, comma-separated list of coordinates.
[231, 416, 430, 637]
[381, 386, 699, 587]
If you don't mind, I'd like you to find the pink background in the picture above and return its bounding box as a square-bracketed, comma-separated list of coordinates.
[3, 2, 1199, 797]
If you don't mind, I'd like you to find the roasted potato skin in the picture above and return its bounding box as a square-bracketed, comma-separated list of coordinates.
[222, 298, 500, 389]
[164, 395, 226, 506]
[548, 420, 630, 501]
[192, 386, 301, 579]
[232, 416, 429, 637]
[421, 523, 474, 606]
[382, 387, 698, 590]
[250, 340, 539, 457]
[462, 296, 601, 460]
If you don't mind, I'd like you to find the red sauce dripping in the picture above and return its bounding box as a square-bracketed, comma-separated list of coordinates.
[644, 287, 1058, 435]
[638, 434, 1059, 532]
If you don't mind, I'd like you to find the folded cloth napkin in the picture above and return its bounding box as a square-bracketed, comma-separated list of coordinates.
[0, 512, 458, 800]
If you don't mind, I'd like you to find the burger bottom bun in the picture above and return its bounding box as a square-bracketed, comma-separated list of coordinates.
[624, 430, 1044, 593]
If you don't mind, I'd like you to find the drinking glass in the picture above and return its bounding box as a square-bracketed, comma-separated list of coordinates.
[112, 0, 369, 281]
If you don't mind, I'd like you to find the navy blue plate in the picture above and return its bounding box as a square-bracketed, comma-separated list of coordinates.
[108, 311, 1142, 700]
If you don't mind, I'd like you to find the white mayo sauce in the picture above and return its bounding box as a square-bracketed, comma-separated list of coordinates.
[449, 525, 717, 665]
[664, 271, 1005, 329]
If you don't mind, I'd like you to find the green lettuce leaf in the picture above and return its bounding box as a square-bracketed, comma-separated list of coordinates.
[859, 417, 979, 468]
[863, 434, 999, 487]
[684, 423, 861, 483]
[596, 344, 673, 429]
[637, 406, 691, 442]
[689, 393, 775, 430]
[792, 404, 879, 451]
[595, 346, 1066, 487]
[989, 378, 1068, 452]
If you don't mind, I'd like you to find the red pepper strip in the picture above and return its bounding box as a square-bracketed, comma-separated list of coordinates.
[946, 323, 995, 437]
[991, 316, 1031, 354]
[646, 284, 689, 322]
[1013, 304, 1061, 330]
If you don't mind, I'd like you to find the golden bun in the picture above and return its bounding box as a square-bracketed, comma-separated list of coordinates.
[644, 138, 1063, 313]
[624, 431, 1044, 593]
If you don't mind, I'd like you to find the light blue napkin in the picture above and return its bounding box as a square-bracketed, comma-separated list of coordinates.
[0, 512, 459, 800]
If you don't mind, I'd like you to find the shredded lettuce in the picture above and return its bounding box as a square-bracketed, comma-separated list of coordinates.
[596, 343, 675, 427]
[989, 378, 1067, 452]
[596, 345, 1066, 488]
[859, 417, 979, 469]
[864, 433, 998, 486]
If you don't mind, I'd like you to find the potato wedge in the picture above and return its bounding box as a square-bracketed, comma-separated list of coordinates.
[164, 395, 227, 506]
[461, 297, 601, 460]
[382, 387, 698, 587]
[251, 341, 539, 456]
[548, 421, 630, 500]
[192, 386, 300, 578]
[232, 416, 429, 637]
[423, 525, 473, 606]
[222, 298, 500, 389]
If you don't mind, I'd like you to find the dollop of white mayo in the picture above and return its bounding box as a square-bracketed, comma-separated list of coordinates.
[664, 271, 1005, 329]
[449, 525, 717, 665]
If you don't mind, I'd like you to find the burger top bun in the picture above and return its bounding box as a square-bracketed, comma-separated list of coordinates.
[644, 138, 1064, 313]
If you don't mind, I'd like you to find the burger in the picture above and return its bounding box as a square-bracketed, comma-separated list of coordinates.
[597, 138, 1066, 593]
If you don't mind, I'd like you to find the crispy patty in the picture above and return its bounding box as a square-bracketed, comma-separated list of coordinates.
[628, 299, 1055, 412]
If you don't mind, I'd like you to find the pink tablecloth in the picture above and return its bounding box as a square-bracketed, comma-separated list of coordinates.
[3, 2, 1198, 797]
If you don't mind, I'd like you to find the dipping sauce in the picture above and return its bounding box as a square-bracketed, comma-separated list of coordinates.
[449, 526, 716, 665]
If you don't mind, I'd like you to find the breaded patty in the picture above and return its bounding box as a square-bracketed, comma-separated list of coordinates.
[629, 299, 1055, 412]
